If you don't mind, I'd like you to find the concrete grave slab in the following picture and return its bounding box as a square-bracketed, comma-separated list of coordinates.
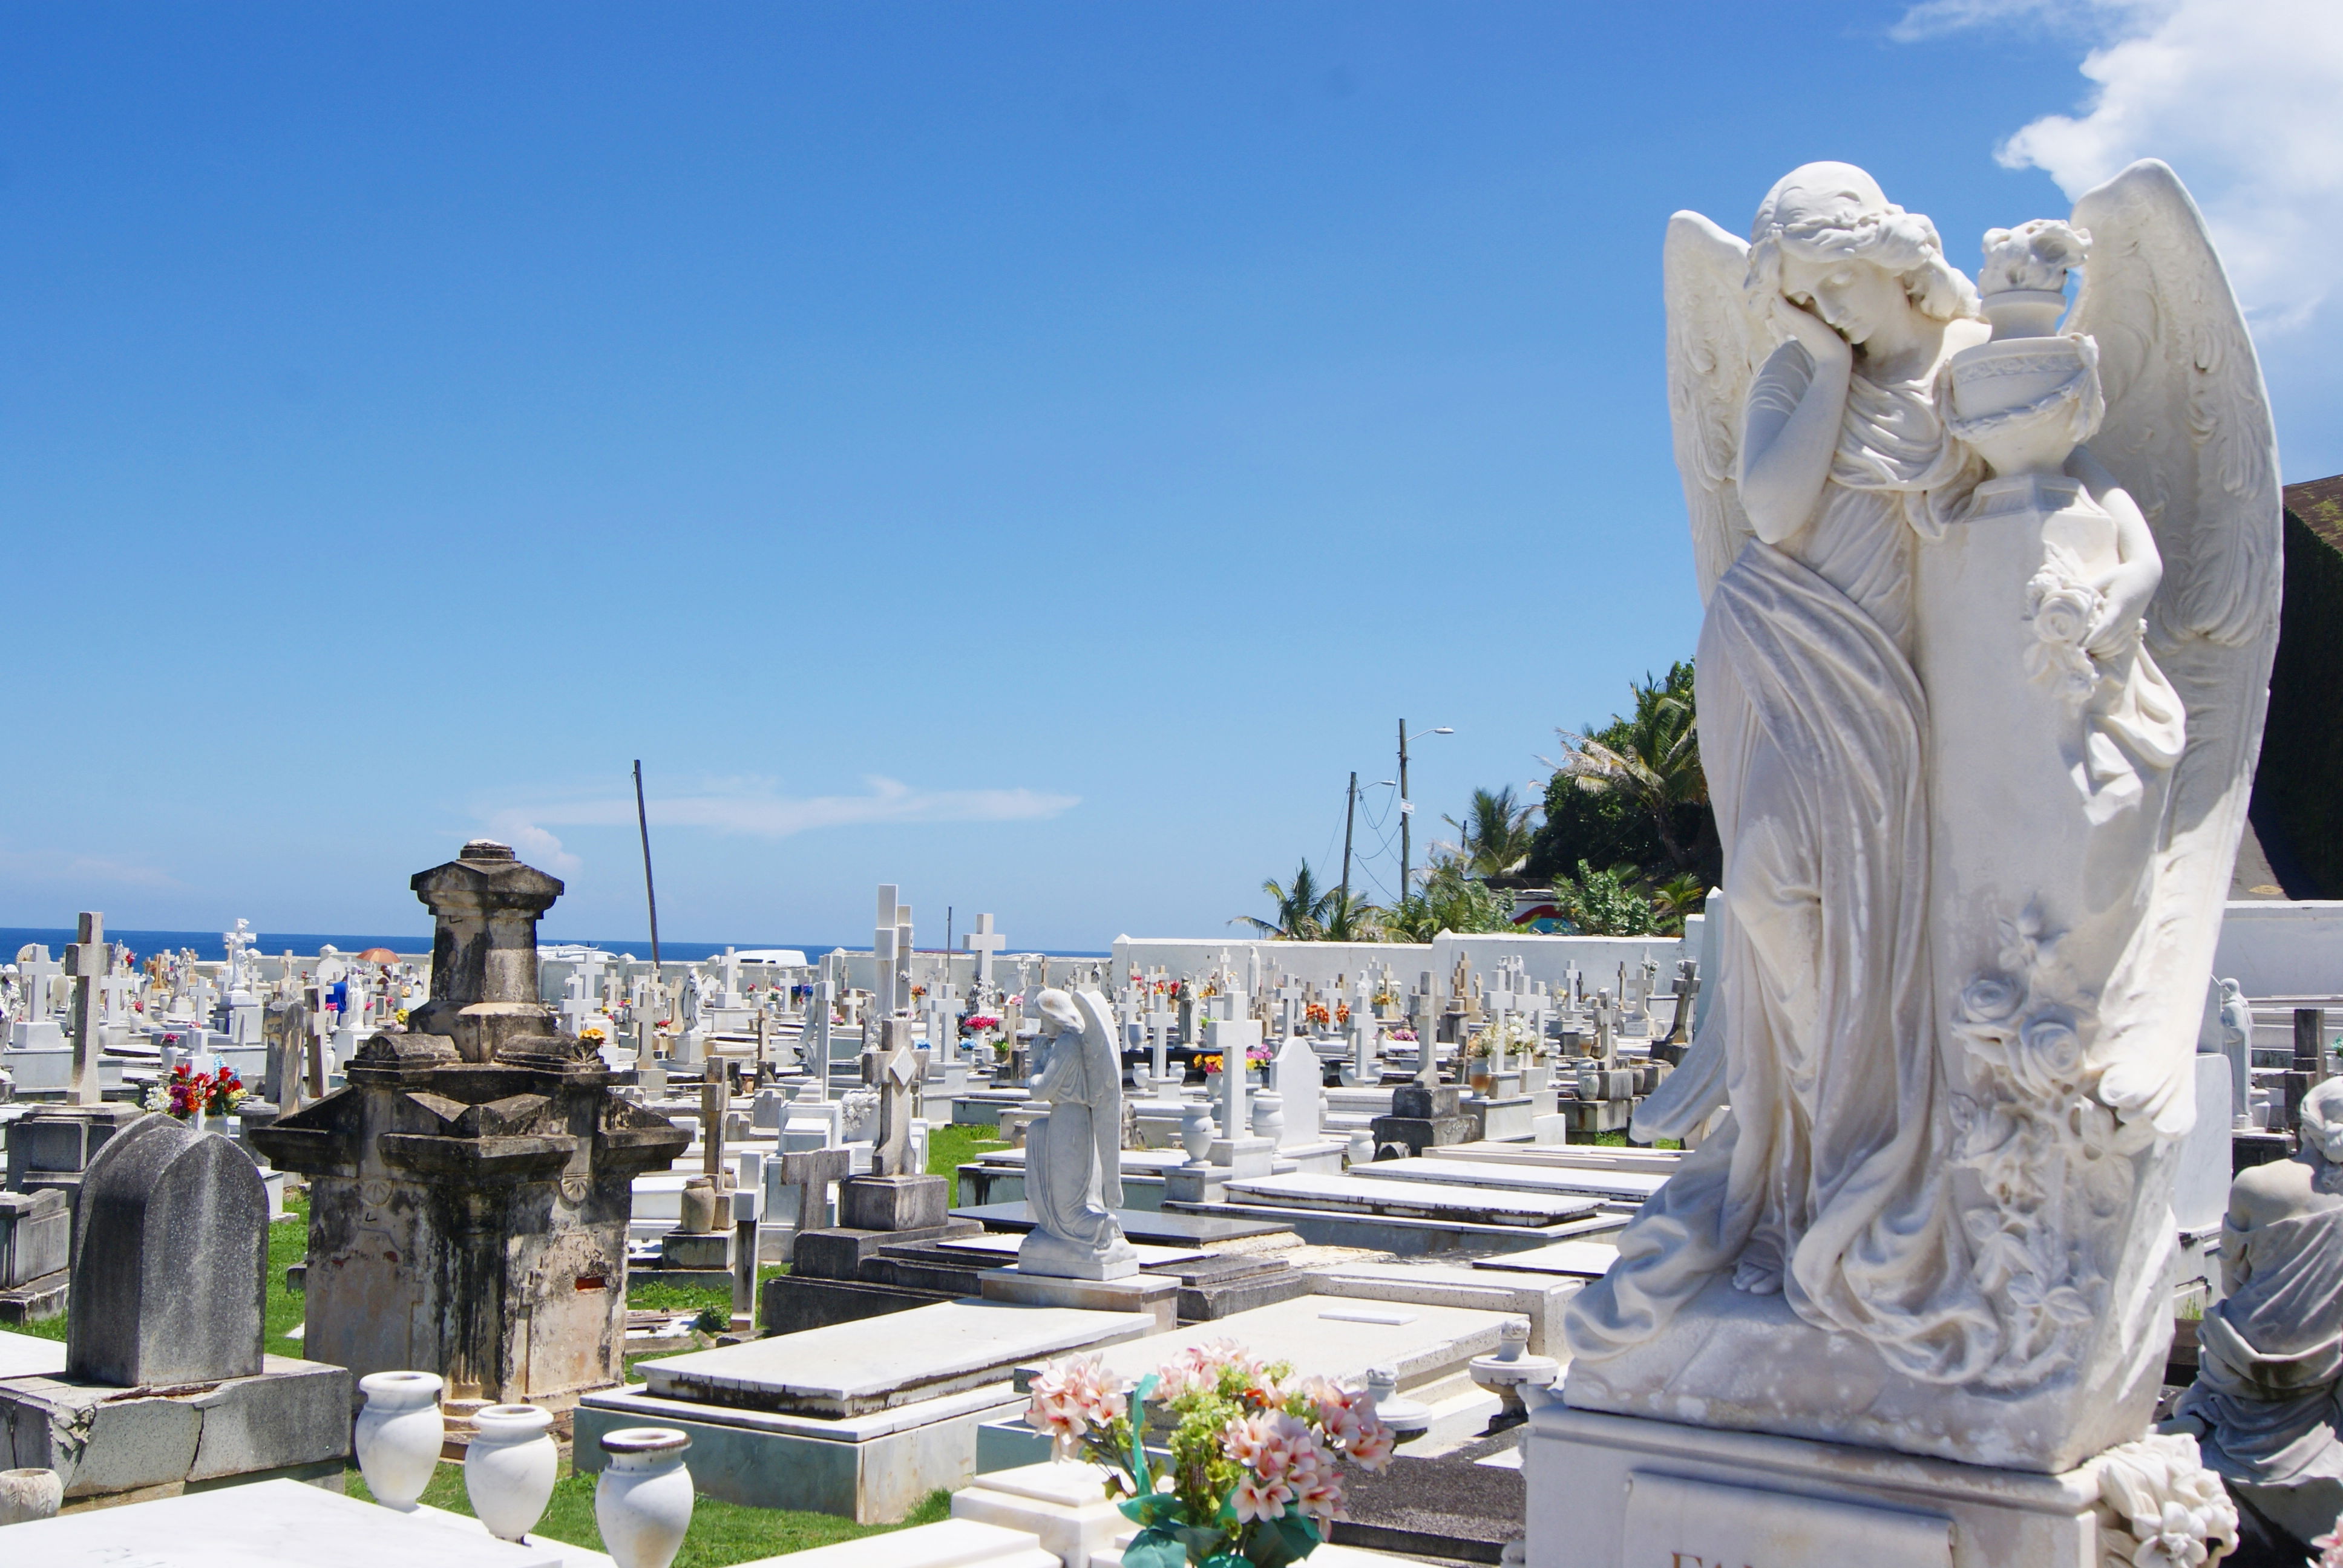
[1, 1475, 565, 1567]
[638, 1299, 1152, 1417]
[1345, 1155, 1670, 1204]
[1466, 1240, 1621, 1279]
[951, 1201, 1291, 1248]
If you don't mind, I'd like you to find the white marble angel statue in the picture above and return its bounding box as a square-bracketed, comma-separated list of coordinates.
[1562, 160, 2279, 1472]
[1017, 986, 1139, 1281]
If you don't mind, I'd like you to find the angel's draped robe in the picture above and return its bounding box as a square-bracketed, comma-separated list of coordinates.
[1565, 347, 2001, 1381]
[2176, 1204, 2343, 1486]
[1023, 1022, 1126, 1256]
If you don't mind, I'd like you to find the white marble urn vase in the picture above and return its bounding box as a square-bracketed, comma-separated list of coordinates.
[464, 1403, 558, 1542]
[1178, 1103, 1214, 1162]
[355, 1370, 445, 1511]
[596, 1426, 694, 1568]
[0, 1466, 64, 1525]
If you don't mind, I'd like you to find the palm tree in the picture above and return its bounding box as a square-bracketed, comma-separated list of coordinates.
[1381, 855, 1515, 941]
[1651, 871, 1711, 932]
[1233, 860, 1339, 940]
[1319, 887, 1383, 942]
[1556, 666, 1709, 875]
[1442, 785, 1539, 878]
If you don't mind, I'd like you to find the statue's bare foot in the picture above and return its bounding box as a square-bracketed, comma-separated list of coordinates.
[1732, 1256, 1783, 1295]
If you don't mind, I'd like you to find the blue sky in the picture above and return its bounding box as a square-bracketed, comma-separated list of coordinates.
[4, 1, 2337, 949]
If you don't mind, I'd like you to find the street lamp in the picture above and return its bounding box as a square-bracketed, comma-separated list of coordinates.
[1398, 722, 1455, 904]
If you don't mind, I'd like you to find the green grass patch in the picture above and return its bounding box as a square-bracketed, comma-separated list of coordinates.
[926, 1122, 1008, 1181]
[266, 1195, 310, 1357]
[626, 1267, 788, 1317]
[1584, 1131, 1683, 1151]
[8, 1194, 310, 1350]
[346, 1463, 949, 1566]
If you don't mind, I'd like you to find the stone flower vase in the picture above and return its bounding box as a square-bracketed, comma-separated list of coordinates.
[0, 1467, 63, 1526]
[1251, 1091, 1284, 1146]
[464, 1403, 558, 1543]
[596, 1427, 694, 1568]
[1179, 1103, 1216, 1163]
[355, 1370, 445, 1511]
[677, 1177, 718, 1233]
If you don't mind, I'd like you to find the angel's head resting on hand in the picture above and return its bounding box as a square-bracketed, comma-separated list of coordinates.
[1746, 162, 1979, 347]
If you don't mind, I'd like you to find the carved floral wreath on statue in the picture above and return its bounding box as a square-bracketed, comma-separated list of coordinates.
[1027, 1341, 1394, 1568]
[1946, 904, 2154, 1387]
[2024, 555, 2109, 712]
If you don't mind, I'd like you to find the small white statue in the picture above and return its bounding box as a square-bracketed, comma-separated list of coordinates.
[1017, 987, 1138, 1281]
[2169, 1077, 2343, 1547]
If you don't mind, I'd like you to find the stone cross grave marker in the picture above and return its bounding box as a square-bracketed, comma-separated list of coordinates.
[873, 886, 900, 1016]
[808, 977, 835, 1082]
[1276, 976, 1305, 1040]
[1206, 995, 1257, 1143]
[863, 1016, 926, 1178]
[932, 977, 962, 1065]
[17, 945, 59, 1021]
[1663, 959, 1700, 1045]
[64, 913, 110, 1106]
[98, 961, 136, 1030]
[1145, 1000, 1176, 1085]
[701, 1073, 730, 1186]
[1413, 972, 1439, 1086]
[1486, 963, 1515, 1074]
[1350, 975, 1380, 1085]
[962, 912, 1008, 991]
[894, 903, 916, 1015]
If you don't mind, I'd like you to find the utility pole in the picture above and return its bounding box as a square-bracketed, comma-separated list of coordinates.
[1397, 721, 1452, 906]
[1398, 720, 1412, 905]
[634, 760, 663, 986]
[1339, 772, 1358, 918]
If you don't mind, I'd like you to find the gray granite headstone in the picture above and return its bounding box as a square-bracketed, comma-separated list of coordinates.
[66, 1112, 267, 1387]
[0, 1189, 69, 1287]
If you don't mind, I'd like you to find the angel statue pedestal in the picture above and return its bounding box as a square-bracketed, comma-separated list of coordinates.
[1526, 161, 2276, 1568]
[976, 988, 1176, 1329]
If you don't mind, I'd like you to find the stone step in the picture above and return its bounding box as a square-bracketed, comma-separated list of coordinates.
[1220, 1172, 1608, 1226]
[1345, 1155, 1669, 1204]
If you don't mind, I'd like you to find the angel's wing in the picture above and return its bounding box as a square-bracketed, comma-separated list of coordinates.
[1663, 212, 1767, 604]
[2066, 160, 2282, 1129]
[1072, 987, 1126, 1207]
[2069, 160, 2281, 651]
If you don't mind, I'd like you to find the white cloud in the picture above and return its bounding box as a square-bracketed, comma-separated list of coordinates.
[0, 844, 186, 892]
[482, 813, 584, 875]
[1902, 0, 2343, 333]
[484, 776, 1080, 864]
[1889, 0, 2138, 44]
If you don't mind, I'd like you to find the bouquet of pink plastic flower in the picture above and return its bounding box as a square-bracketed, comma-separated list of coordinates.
[1025, 1341, 1394, 1567]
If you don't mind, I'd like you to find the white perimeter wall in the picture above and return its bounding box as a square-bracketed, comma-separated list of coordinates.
[2214, 901, 2343, 1000]
[1113, 928, 1698, 995]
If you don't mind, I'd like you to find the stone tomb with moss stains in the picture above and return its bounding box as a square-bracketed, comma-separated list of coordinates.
[254, 840, 687, 1432]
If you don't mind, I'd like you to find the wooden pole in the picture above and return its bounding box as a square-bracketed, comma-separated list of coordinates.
[634, 760, 663, 987]
[1398, 721, 1412, 905]
[1339, 772, 1358, 918]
